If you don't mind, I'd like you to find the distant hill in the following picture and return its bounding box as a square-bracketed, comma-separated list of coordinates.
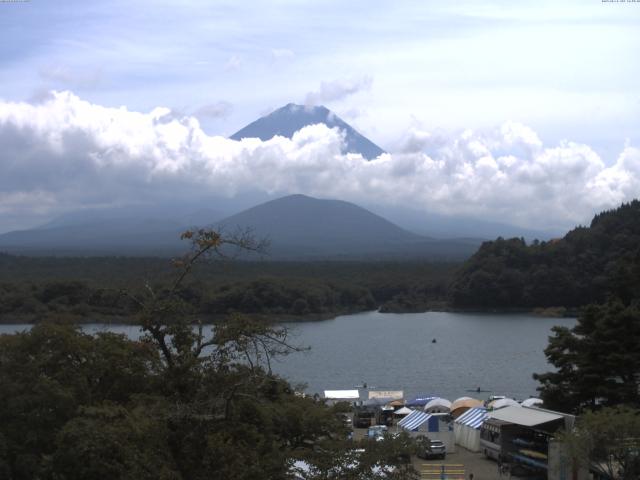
[230, 103, 385, 160]
[366, 204, 559, 242]
[0, 205, 225, 256]
[449, 200, 640, 309]
[216, 194, 479, 260]
[0, 195, 481, 260]
[0, 219, 186, 256]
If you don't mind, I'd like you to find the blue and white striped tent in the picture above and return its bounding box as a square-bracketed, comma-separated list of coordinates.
[453, 407, 487, 452]
[398, 410, 430, 431]
[398, 410, 441, 432]
[455, 407, 487, 429]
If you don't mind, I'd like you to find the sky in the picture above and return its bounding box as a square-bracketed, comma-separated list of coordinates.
[0, 0, 639, 233]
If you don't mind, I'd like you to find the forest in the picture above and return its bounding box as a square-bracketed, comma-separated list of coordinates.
[449, 200, 640, 310]
[3, 202, 640, 325]
[0, 255, 455, 323]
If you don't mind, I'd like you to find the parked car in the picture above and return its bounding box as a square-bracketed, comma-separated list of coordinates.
[337, 412, 352, 427]
[367, 425, 388, 440]
[416, 437, 446, 459]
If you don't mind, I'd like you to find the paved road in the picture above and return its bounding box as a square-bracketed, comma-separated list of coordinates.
[354, 426, 534, 479]
[413, 448, 511, 480]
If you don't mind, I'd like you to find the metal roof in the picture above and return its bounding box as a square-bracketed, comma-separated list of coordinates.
[487, 406, 563, 427]
[324, 390, 359, 400]
[454, 407, 488, 429]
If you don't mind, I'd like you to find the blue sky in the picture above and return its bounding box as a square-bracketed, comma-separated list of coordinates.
[0, 1, 639, 231]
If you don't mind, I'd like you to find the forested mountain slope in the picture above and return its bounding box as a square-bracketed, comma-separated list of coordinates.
[449, 200, 640, 309]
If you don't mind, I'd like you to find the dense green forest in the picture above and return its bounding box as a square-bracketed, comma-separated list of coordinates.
[0, 254, 455, 323]
[0, 230, 418, 479]
[449, 200, 640, 309]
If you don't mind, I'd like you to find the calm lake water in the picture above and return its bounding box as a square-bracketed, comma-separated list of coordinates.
[0, 311, 575, 402]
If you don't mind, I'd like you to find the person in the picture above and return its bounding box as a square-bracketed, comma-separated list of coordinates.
[497, 456, 503, 477]
[469, 473, 474, 480]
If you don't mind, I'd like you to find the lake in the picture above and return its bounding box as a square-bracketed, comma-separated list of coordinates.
[0, 311, 575, 402]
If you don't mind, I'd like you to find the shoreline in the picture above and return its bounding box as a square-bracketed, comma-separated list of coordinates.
[0, 305, 578, 326]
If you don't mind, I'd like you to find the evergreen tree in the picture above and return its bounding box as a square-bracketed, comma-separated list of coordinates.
[534, 300, 640, 413]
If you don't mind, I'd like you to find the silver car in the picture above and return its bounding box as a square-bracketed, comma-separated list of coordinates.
[416, 438, 446, 460]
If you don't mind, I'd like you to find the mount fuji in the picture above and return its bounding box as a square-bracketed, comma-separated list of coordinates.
[230, 103, 385, 160]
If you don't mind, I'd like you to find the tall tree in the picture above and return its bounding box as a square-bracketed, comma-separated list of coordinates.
[558, 406, 640, 480]
[534, 300, 640, 413]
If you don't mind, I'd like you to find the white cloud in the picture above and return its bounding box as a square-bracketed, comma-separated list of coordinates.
[0, 91, 638, 232]
[193, 101, 233, 119]
[304, 77, 373, 106]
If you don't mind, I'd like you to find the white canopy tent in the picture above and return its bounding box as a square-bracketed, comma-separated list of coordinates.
[488, 398, 521, 410]
[394, 406, 413, 416]
[424, 397, 452, 413]
[521, 398, 543, 407]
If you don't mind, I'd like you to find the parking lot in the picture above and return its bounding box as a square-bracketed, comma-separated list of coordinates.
[354, 427, 530, 479]
[412, 447, 508, 479]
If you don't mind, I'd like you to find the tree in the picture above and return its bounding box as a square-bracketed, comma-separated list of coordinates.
[127, 229, 416, 479]
[534, 300, 640, 413]
[558, 406, 640, 480]
[0, 323, 159, 480]
[0, 228, 417, 479]
[52, 402, 180, 480]
[449, 200, 640, 309]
